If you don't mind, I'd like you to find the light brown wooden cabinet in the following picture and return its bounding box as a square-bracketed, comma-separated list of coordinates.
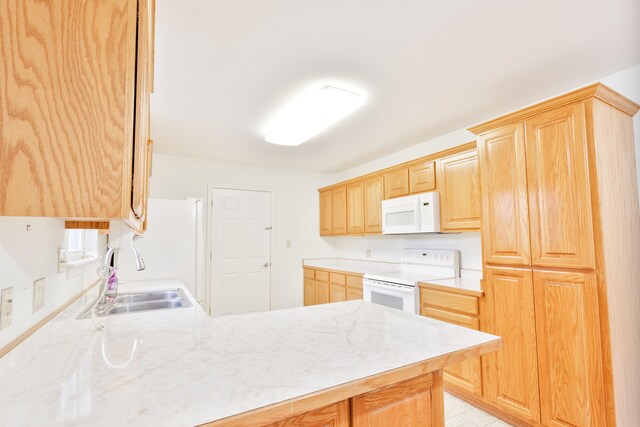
[303, 267, 363, 306]
[478, 123, 531, 266]
[319, 190, 333, 236]
[409, 161, 436, 193]
[0, 0, 155, 233]
[483, 267, 540, 422]
[265, 401, 349, 427]
[533, 270, 605, 427]
[304, 277, 315, 306]
[347, 182, 365, 234]
[470, 84, 640, 427]
[332, 187, 347, 235]
[364, 176, 384, 234]
[420, 287, 482, 397]
[525, 103, 596, 270]
[315, 281, 330, 305]
[437, 150, 481, 231]
[383, 169, 410, 199]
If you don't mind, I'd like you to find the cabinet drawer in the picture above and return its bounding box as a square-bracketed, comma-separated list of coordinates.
[421, 307, 479, 330]
[303, 268, 315, 279]
[329, 272, 346, 285]
[315, 270, 329, 282]
[421, 288, 478, 315]
[346, 275, 363, 290]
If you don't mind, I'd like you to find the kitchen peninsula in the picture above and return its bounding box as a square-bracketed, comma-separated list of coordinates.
[0, 280, 501, 426]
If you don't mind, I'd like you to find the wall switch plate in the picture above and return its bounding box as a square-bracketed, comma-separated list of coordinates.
[0, 287, 13, 331]
[33, 278, 45, 313]
[58, 248, 67, 274]
[365, 249, 372, 258]
[286, 240, 291, 248]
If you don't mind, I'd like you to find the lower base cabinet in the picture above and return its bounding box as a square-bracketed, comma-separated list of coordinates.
[315, 281, 330, 305]
[303, 267, 363, 306]
[261, 373, 443, 427]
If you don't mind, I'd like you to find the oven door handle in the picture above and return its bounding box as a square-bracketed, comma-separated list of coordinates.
[363, 280, 416, 294]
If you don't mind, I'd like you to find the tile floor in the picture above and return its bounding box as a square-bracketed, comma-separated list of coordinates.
[444, 392, 513, 427]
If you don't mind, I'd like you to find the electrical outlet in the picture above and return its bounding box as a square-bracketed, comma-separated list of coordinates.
[0, 287, 13, 331]
[286, 240, 291, 248]
[58, 248, 67, 274]
[365, 249, 372, 258]
[33, 278, 45, 313]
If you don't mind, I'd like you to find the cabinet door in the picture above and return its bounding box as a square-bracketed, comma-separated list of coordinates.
[383, 169, 409, 199]
[364, 176, 384, 234]
[304, 278, 315, 306]
[329, 284, 347, 302]
[319, 190, 333, 235]
[421, 307, 482, 396]
[352, 374, 437, 427]
[525, 103, 596, 269]
[266, 401, 350, 427]
[484, 267, 540, 422]
[478, 123, 531, 266]
[0, 0, 138, 218]
[437, 150, 481, 231]
[533, 271, 605, 427]
[315, 281, 329, 305]
[347, 288, 363, 300]
[131, 0, 154, 221]
[347, 182, 365, 234]
[331, 186, 347, 235]
[409, 161, 436, 193]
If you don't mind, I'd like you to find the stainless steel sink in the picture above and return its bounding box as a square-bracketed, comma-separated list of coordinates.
[77, 288, 193, 319]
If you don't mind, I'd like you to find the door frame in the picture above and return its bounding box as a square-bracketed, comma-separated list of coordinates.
[205, 183, 275, 316]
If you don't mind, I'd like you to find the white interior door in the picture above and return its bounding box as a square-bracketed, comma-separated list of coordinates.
[209, 188, 271, 316]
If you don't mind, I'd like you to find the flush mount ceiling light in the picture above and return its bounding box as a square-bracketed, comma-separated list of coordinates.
[264, 86, 365, 146]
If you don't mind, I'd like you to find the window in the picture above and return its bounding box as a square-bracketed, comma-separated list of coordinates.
[65, 229, 99, 262]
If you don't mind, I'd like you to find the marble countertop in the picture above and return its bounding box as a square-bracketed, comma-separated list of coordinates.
[419, 277, 484, 297]
[303, 258, 401, 274]
[0, 279, 499, 426]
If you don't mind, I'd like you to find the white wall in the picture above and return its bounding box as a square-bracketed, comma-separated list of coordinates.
[0, 218, 102, 349]
[149, 153, 335, 310]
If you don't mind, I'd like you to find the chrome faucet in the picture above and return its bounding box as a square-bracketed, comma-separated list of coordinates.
[96, 237, 146, 308]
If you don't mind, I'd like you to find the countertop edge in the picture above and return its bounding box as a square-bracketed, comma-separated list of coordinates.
[199, 337, 502, 426]
[418, 281, 484, 297]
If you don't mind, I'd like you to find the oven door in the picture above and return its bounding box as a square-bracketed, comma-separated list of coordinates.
[363, 279, 418, 314]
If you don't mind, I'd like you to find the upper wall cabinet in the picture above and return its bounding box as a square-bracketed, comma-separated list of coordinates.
[319, 189, 333, 236]
[347, 182, 365, 234]
[331, 186, 347, 235]
[364, 176, 383, 234]
[383, 169, 409, 199]
[437, 150, 481, 231]
[409, 161, 436, 194]
[0, 0, 155, 233]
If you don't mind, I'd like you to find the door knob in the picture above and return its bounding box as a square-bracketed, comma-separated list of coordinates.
[262, 262, 270, 269]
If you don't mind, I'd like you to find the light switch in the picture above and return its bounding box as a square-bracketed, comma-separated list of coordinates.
[33, 278, 45, 313]
[286, 240, 291, 248]
[0, 287, 13, 331]
[58, 248, 67, 274]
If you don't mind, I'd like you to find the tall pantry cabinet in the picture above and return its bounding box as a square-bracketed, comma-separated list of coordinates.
[470, 84, 640, 427]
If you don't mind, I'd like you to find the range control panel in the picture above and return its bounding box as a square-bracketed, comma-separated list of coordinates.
[401, 249, 459, 268]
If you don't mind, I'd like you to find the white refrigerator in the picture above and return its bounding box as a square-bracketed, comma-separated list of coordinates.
[117, 198, 205, 306]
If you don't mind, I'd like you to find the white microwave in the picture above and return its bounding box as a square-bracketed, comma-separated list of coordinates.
[381, 192, 440, 234]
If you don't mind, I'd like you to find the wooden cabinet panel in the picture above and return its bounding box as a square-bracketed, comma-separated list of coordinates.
[304, 278, 315, 306]
[409, 161, 436, 193]
[478, 123, 531, 266]
[421, 307, 479, 330]
[0, 0, 139, 220]
[364, 176, 384, 234]
[533, 271, 605, 427]
[437, 150, 481, 231]
[265, 401, 350, 427]
[347, 182, 365, 234]
[330, 284, 347, 303]
[319, 190, 333, 236]
[315, 270, 329, 282]
[315, 281, 329, 305]
[329, 273, 346, 285]
[525, 103, 596, 269]
[332, 186, 347, 235]
[346, 275, 363, 290]
[303, 268, 315, 279]
[352, 374, 437, 427]
[347, 288, 363, 300]
[383, 169, 409, 199]
[420, 289, 478, 315]
[484, 267, 540, 422]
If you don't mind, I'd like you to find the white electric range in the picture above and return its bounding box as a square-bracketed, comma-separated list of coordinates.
[363, 249, 460, 314]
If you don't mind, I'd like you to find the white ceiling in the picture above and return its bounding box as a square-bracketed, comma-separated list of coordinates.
[151, 0, 640, 173]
